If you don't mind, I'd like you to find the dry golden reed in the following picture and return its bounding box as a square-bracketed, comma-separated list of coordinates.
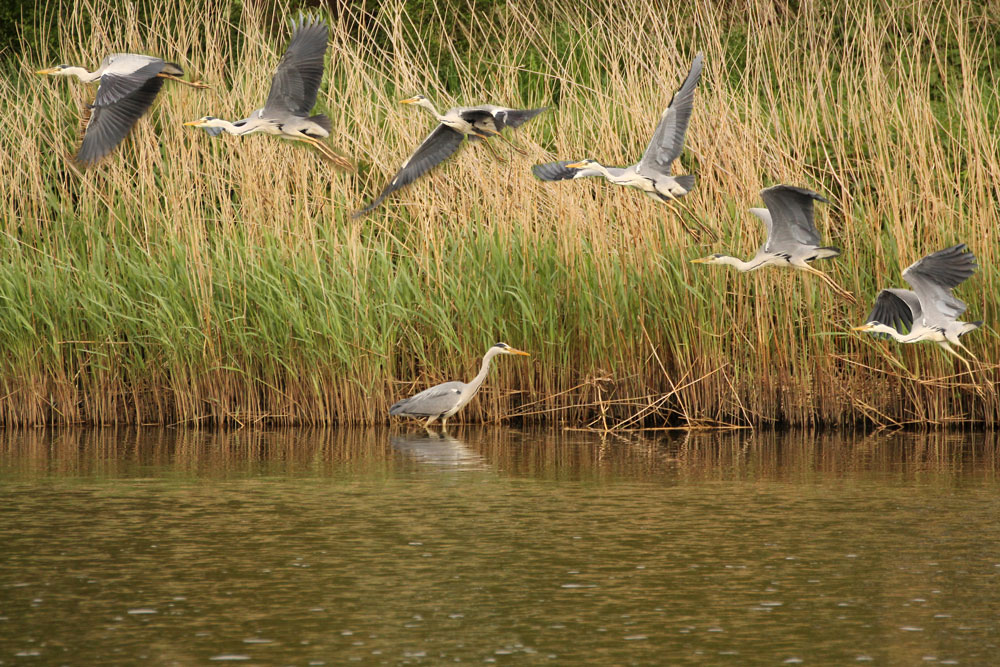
[0, 0, 997, 427]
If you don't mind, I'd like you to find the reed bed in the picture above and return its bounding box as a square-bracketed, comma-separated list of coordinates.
[0, 0, 997, 427]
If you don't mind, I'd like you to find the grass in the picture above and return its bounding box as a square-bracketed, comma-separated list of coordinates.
[0, 0, 998, 427]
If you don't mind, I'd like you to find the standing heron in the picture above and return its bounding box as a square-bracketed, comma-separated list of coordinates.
[36, 55, 207, 165]
[690, 185, 856, 302]
[354, 96, 546, 216]
[853, 244, 982, 367]
[532, 53, 703, 207]
[183, 16, 352, 170]
[390, 343, 530, 428]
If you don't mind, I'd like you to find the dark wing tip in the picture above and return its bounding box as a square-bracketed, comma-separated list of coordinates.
[761, 184, 828, 204]
[532, 161, 580, 181]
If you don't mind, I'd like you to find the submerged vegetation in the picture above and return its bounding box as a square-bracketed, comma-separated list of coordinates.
[0, 0, 998, 427]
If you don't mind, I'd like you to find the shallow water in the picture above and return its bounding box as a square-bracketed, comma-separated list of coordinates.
[2, 428, 999, 665]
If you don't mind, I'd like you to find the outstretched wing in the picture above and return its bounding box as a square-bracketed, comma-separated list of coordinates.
[354, 124, 465, 216]
[77, 76, 165, 165]
[759, 185, 827, 253]
[93, 56, 165, 107]
[390, 381, 465, 417]
[263, 16, 328, 116]
[866, 288, 921, 333]
[638, 52, 704, 175]
[902, 243, 977, 328]
[490, 107, 547, 132]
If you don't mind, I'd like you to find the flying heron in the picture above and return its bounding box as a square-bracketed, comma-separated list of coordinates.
[36, 55, 207, 165]
[354, 96, 546, 216]
[691, 185, 856, 302]
[532, 53, 703, 213]
[184, 16, 352, 170]
[390, 343, 530, 428]
[853, 243, 982, 367]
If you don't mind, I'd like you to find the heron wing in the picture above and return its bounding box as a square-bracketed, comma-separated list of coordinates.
[263, 16, 328, 116]
[490, 107, 547, 131]
[759, 185, 827, 253]
[866, 288, 921, 333]
[390, 381, 465, 417]
[638, 52, 704, 176]
[77, 75, 165, 165]
[354, 124, 465, 216]
[93, 58, 164, 107]
[902, 244, 977, 328]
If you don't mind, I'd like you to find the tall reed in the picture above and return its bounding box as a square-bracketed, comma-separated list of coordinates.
[0, 0, 997, 427]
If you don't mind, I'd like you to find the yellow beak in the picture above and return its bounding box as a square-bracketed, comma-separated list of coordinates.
[182, 120, 202, 127]
[690, 257, 712, 264]
[565, 161, 588, 169]
[851, 324, 872, 332]
[400, 96, 420, 105]
[509, 348, 530, 357]
[35, 68, 57, 75]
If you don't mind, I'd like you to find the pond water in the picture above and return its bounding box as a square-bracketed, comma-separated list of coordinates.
[1, 428, 999, 664]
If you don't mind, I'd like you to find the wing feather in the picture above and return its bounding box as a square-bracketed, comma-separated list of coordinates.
[866, 288, 921, 334]
[77, 76, 165, 165]
[902, 244, 977, 327]
[638, 52, 704, 175]
[354, 124, 465, 216]
[263, 16, 328, 116]
[93, 58, 164, 107]
[759, 185, 827, 252]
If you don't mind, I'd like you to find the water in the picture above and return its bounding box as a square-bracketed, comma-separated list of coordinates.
[2, 429, 999, 664]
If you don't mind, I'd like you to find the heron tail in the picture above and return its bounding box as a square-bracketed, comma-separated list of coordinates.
[162, 61, 184, 76]
[309, 114, 332, 133]
[813, 246, 841, 260]
[959, 321, 983, 337]
[672, 174, 696, 193]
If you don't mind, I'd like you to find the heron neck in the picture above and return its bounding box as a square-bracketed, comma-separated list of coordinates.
[416, 98, 444, 119]
[716, 255, 759, 272]
[466, 348, 501, 396]
[66, 66, 101, 82]
[214, 119, 250, 135]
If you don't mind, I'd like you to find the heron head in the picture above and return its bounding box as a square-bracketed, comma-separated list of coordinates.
[492, 342, 530, 356]
[690, 253, 726, 265]
[400, 95, 427, 105]
[35, 64, 71, 76]
[183, 116, 218, 127]
[565, 159, 598, 170]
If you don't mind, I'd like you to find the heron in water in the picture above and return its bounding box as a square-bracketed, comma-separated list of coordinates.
[354, 96, 546, 216]
[690, 185, 856, 302]
[853, 243, 982, 367]
[390, 343, 530, 428]
[183, 16, 352, 170]
[532, 53, 703, 208]
[36, 55, 207, 165]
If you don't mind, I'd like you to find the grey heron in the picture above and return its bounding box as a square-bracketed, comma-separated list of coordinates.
[390, 342, 530, 428]
[853, 243, 982, 366]
[691, 185, 856, 302]
[532, 53, 703, 207]
[36, 55, 207, 165]
[354, 96, 546, 216]
[183, 16, 352, 170]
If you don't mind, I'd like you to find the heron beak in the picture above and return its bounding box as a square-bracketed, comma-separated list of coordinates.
[182, 120, 202, 127]
[400, 97, 419, 105]
[690, 257, 711, 264]
[851, 324, 872, 332]
[509, 348, 531, 356]
[565, 161, 588, 169]
[35, 67, 57, 75]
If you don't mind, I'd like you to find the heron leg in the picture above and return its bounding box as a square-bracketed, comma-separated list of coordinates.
[297, 136, 353, 170]
[938, 342, 973, 373]
[157, 73, 209, 89]
[472, 132, 506, 162]
[954, 340, 980, 363]
[662, 199, 715, 241]
[800, 264, 857, 304]
[476, 127, 528, 156]
[424, 415, 438, 427]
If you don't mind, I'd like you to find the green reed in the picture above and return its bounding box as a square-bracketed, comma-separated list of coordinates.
[0, 0, 997, 426]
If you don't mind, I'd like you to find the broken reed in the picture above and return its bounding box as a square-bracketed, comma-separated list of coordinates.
[0, 0, 997, 427]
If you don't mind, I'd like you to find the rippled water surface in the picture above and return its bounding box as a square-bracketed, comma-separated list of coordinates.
[2, 429, 1000, 665]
